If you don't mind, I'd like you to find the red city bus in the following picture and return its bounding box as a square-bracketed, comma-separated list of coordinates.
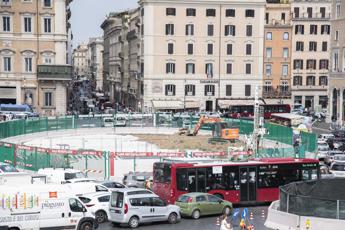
[224, 104, 291, 119]
[153, 158, 319, 204]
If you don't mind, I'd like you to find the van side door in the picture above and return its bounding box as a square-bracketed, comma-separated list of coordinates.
[128, 197, 152, 223]
[150, 197, 169, 221]
[39, 199, 72, 229]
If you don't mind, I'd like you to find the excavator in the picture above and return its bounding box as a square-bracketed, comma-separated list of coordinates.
[178, 116, 239, 141]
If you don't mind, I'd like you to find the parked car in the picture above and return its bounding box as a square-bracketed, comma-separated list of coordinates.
[324, 151, 345, 165]
[123, 172, 152, 188]
[101, 117, 126, 127]
[317, 141, 330, 161]
[318, 133, 335, 142]
[0, 162, 18, 173]
[66, 178, 99, 183]
[100, 180, 126, 189]
[175, 193, 232, 219]
[79, 192, 110, 223]
[329, 162, 345, 178]
[109, 188, 180, 228]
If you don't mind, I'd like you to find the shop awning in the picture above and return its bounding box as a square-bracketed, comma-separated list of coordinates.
[151, 100, 183, 110]
[218, 99, 265, 109]
[185, 101, 200, 109]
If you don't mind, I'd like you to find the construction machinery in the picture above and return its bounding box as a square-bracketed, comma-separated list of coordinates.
[178, 116, 239, 141]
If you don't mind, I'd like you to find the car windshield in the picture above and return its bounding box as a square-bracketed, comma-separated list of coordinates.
[78, 197, 91, 204]
[177, 195, 190, 203]
[331, 164, 345, 171]
[0, 164, 18, 173]
[334, 156, 345, 161]
[65, 172, 86, 180]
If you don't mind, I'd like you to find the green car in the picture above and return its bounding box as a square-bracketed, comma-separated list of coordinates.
[175, 193, 233, 219]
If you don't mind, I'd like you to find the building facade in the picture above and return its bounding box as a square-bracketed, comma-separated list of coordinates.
[263, 2, 292, 105]
[329, 0, 345, 123]
[290, 0, 331, 111]
[140, 0, 265, 112]
[0, 0, 73, 116]
[88, 37, 104, 91]
[72, 43, 89, 77]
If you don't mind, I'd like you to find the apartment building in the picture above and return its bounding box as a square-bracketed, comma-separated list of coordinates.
[88, 37, 104, 91]
[290, 0, 331, 111]
[263, 1, 292, 105]
[0, 0, 73, 116]
[140, 0, 265, 112]
[329, 0, 345, 123]
[72, 43, 89, 77]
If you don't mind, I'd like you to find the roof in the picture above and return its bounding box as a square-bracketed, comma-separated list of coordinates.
[79, 192, 110, 198]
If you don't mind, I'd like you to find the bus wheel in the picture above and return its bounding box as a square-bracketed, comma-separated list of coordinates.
[192, 209, 200, 219]
[213, 194, 224, 200]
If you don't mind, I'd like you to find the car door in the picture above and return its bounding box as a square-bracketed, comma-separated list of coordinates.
[67, 198, 86, 226]
[151, 197, 169, 221]
[39, 199, 71, 229]
[129, 197, 152, 223]
[98, 195, 110, 216]
[195, 195, 209, 215]
[207, 195, 223, 215]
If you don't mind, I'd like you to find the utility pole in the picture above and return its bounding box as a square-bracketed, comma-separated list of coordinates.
[252, 86, 262, 157]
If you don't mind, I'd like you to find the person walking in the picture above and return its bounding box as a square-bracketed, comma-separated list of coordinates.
[220, 214, 233, 230]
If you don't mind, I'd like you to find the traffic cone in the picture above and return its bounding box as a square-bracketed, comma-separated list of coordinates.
[250, 212, 254, 220]
[216, 217, 220, 226]
[261, 210, 265, 218]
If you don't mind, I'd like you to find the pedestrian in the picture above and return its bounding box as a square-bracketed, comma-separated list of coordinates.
[220, 214, 233, 230]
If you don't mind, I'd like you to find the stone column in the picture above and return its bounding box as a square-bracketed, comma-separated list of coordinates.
[340, 89, 344, 126]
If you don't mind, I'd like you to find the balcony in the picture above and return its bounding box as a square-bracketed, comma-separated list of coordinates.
[292, 13, 331, 21]
[37, 65, 73, 81]
[263, 89, 291, 98]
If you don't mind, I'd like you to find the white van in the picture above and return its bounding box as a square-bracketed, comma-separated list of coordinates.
[0, 172, 46, 186]
[38, 168, 86, 184]
[0, 184, 97, 230]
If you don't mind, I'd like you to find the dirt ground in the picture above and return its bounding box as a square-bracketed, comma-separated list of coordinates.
[134, 133, 244, 152]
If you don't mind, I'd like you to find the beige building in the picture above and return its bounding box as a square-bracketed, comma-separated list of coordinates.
[0, 0, 73, 116]
[88, 37, 104, 91]
[263, 2, 292, 105]
[72, 43, 89, 77]
[290, 0, 331, 111]
[329, 0, 345, 123]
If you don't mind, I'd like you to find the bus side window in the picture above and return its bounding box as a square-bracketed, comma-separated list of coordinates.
[176, 169, 188, 191]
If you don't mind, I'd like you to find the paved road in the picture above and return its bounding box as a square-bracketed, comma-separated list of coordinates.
[99, 206, 269, 230]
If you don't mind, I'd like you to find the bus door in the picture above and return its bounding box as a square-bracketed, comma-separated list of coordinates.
[239, 167, 257, 202]
[196, 168, 206, 192]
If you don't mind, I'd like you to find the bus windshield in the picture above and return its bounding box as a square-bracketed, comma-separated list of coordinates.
[153, 163, 171, 183]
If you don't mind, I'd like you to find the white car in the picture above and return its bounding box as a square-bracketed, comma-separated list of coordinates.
[79, 192, 111, 223]
[330, 162, 345, 177]
[66, 178, 99, 183]
[317, 141, 330, 160]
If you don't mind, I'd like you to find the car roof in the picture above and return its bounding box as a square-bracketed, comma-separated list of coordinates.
[180, 192, 210, 197]
[110, 187, 152, 194]
[79, 192, 110, 198]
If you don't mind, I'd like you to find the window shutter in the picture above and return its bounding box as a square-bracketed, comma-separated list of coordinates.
[225, 25, 229, 36]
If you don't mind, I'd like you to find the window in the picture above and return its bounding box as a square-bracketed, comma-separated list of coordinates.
[245, 85, 251, 96]
[185, 84, 195, 96]
[225, 25, 235, 36]
[296, 41, 304, 51]
[227, 44, 232, 55]
[258, 164, 302, 188]
[2, 16, 10, 32]
[186, 63, 195, 74]
[319, 59, 329, 70]
[293, 59, 303, 70]
[152, 197, 166, 207]
[196, 195, 206, 202]
[44, 92, 52, 106]
[320, 7, 326, 18]
[245, 63, 251, 74]
[168, 43, 174, 54]
[226, 9, 235, 17]
[264, 81, 272, 93]
[321, 25, 330, 35]
[207, 44, 213, 55]
[3, 57, 11, 72]
[204, 85, 215, 96]
[294, 7, 299, 18]
[166, 63, 175, 74]
[226, 85, 232, 96]
[205, 63, 213, 78]
[166, 8, 176, 16]
[307, 60, 316, 70]
[246, 25, 252, 37]
[246, 44, 252, 55]
[293, 76, 302, 86]
[206, 9, 216, 17]
[130, 197, 151, 207]
[186, 8, 196, 16]
[309, 41, 317, 51]
[165, 24, 174, 35]
[24, 17, 32, 32]
[307, 7, 312, 18]
[25, 57, 32, 72]
[226, 63, 232, 74]
[185, 24, 194, 36]
[69, 198, 84, 212]
[110, 192, 124, 208]
[207, 24, 214, 36]
[266, 32, 272, 40]
[266, 48, 272, 58]
[319, 76, 328, 86]
[295, 25, 304, 35]
[44, 18, 51, 33]
[265, 13, 269, 24]
[266, 64, 272, 76]
[245, 9, 255, 17]
[43, 0, 51, 7]
[333, 50, 339, 71]
[280, 80, 289, 92]
[283, 48, 289, 58]
[187, 43, 193, 55]
[283, 32, 289, 40]
[310, 25, 317, 35]
[335, 31, 339, 41]
[306, 76, 315, 86]
[165, 84, 176, 96]
[336, 3, 341, 18]
[282, 64, 288, 76]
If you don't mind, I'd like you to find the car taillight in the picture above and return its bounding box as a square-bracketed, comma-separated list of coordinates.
[124, 203, 128, 214]
[187, 197, 193, 203]
[86, 204, 95, 207]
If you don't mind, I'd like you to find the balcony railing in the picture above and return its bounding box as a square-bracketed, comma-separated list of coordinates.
[293, 13, 331, 20]
[37, 65, 73, 81]
[263, 89, 291, 98]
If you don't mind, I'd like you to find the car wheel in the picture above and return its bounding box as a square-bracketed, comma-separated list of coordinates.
[96, 210, 108, 223]
[223, 206, 231, 216]
[80, 221, 93, 230]
[128, 216, 139, 228]
[192, 209, 201, 219]
[168, 212, 178, 224]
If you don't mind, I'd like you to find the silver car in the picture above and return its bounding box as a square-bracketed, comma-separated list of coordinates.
[109, 188, 180, 228]
[123, 172, 152, 188]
